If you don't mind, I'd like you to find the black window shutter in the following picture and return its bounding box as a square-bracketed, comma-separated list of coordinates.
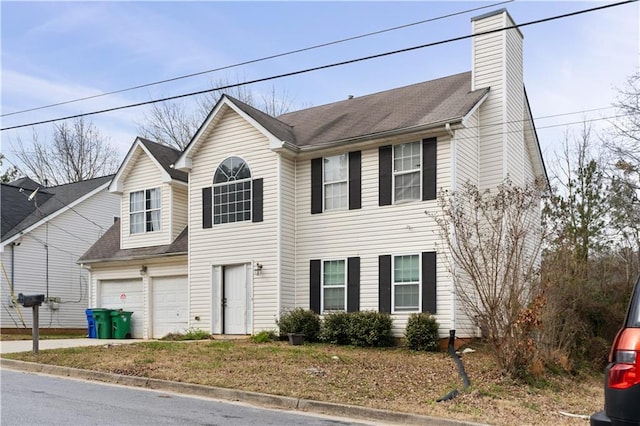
[310, 260, 321, 314]
[422, 138, 437, 201]
[347, 257, 360, 312]
[379, 255, 392, 313]
[379, 146, 392, 206]
[252, 178, 263, 222]
[422, 251, 437, 313]
[348, 151, 361, 210]
[311, 158, 323, 214]
[202, 187, 212, 229]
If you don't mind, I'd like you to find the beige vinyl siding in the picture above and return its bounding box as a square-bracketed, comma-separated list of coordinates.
[295, 133, 453, 337]
[279, 156, 297, 313]
[455, 111, 480, 187]
[1, 188, 119, 329]
[473, 12, 506, 191]
[523, 107, 541, 184]
[121, 152, 172, 249]
[171, 184, 188, 240]
[87, 257, 187, 339]
[505, 24, 525, 185]
[188, 106, 279, 333]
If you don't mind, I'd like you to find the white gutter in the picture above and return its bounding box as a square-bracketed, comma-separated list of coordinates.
[270, 119, 465, 155]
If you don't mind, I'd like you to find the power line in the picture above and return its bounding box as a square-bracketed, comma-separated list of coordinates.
[1, 0, 514, 118]
[2, 0, 635, 132]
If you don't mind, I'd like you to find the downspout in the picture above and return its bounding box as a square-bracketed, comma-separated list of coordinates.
[45, 222, 49, 300]
[276, 155, 282, 317]
[11, 243, 15, 292]
[80, 263, 92, 307]
[446, 122, 457, 333]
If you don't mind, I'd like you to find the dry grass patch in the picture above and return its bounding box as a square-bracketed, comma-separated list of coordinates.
[3, 339, 602, 425]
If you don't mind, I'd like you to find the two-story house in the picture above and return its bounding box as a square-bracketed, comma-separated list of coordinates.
[80, 9, 547, 340]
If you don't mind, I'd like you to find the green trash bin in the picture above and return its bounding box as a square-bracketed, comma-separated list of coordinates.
[111, 310, 133, 339]
[92, 308, 114, 339]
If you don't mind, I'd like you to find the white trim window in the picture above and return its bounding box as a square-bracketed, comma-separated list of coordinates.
[323, 154, 348, 210]
[393, 142, 421, 202]
[392, 254, 420, 312]
[213, 156, 252, 224]
[129, 188, 161, 234]
[322, 259, 346, 312]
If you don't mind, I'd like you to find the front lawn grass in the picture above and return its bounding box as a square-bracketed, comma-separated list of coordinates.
[2, 339, 602, 425]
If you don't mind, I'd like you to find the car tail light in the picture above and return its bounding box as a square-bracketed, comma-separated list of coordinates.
[608, 350, 640, 389]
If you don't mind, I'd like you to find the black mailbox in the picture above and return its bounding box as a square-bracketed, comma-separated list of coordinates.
[17, 293, 45, 308]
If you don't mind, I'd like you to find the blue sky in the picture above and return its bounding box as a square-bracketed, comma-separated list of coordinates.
[1, 1, 638, 175]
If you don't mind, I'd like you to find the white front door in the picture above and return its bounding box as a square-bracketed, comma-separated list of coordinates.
[151, 276, 188, 338]
[223, 264, 251, 334]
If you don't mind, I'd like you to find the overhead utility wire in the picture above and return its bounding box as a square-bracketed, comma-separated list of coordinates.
[2, 0, 635, 132]
[1, 0, 513, 118]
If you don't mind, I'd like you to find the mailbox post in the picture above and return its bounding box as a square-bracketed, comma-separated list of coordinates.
[17, 293, 45, 354]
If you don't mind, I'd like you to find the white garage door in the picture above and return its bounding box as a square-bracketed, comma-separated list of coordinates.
[100, 279, 144, 338]
[152, 276, 188, 338]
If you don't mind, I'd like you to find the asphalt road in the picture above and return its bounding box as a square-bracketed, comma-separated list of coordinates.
[1, 369, 373, 426]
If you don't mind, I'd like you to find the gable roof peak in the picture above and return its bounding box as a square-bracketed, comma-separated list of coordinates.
[110, 137, 188, 193]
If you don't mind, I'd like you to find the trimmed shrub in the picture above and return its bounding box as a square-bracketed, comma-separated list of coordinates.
[347, 311, 393, 347]
[405, 313, 440, 351]
[276, 308, 321, 342]
[320, 311, 352, 345]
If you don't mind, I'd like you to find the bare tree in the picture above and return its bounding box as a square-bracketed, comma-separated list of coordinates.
[609, 71, 640, 170]
[137, 78, 296, 150]
[434, 180, 546, 377]
[606, 72, 640, 272]
[0, 153, 20, 183]
[11, 118, 119, 185]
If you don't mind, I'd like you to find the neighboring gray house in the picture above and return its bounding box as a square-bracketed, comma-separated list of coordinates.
[1, 175, 119, 332]
[80, 9, 547, 340]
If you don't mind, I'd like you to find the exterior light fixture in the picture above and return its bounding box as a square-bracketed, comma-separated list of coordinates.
[254, 263, 263, 276]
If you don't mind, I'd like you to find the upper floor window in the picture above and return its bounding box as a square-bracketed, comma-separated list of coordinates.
[378, 138, 436, 206]
[323, 154, 348, 210]
[213, 156, 252, 225]
[311, 151, 361, 214]
[393, 142, 421, 202]
[130, 188, 161, 234]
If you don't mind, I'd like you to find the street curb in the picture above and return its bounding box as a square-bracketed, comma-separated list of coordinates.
[1, 358, 486, 426]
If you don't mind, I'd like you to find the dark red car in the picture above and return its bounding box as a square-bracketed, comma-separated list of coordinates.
[591, 275, 640, 426]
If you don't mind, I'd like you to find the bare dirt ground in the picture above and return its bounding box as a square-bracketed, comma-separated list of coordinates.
[2, 339, 602, 425]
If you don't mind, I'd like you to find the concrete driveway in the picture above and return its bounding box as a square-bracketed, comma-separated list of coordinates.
[0, 338, 142, 354]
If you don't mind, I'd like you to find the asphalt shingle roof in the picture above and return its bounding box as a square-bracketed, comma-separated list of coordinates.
[78, 219, 187, 263]
[279, 72, 488, 147]
[138, 138, 188, 182]
[223, 71, 488, 149]
[1, 175, 114, 241]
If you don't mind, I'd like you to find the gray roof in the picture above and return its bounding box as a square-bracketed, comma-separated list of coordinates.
[1, 175, 114, 242]
[78, 219, 187, 264]
[223, 71, 488, 148]
[225, 96, 296, 144]
[280, 72, 488, 147]
[138, 138, 188, 182]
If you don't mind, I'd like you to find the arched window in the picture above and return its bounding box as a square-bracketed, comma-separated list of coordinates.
[213, 157, 252, 224]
